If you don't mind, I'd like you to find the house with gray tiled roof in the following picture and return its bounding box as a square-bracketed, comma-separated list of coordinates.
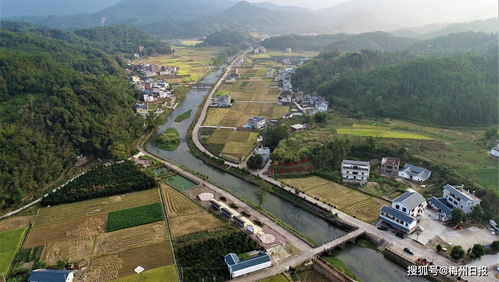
[398, 163, 431, 182]
[379, 191, 426, 233]
[443, 184, 481, 215]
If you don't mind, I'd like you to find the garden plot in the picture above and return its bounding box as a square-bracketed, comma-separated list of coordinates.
[106, 203, 164, 232]
[0, 228, 27, 274]
[34, 189, 161, 226]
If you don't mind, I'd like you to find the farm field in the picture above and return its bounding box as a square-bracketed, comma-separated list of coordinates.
[135, 46, 224, 83]
[259, 274, 289, 282]
[0, 228, 27, 274]
[336, 128, 433, 140]
[163, 175, 197, 192]
[33, 189, 161, 226]
[161, 183, 223, 238]
[112, 265, 178, 282]
[204, 103, 289, 127]
[218, 79, 280, 101]
[95, 222, 168, 256]
[20, 187, 173, 276]
[0, 216, 32, 232]
[249, 51, 318, 59]
[106, 203, 164, 232]
[205, 129, 259, 162]
[281, 176, 389, 223]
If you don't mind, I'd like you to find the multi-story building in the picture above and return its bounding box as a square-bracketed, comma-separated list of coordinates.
[442, 184, 481, 215]
[248, 116, 266, 129]
[380, 157, 401, 176]
[341, 160, 370, 185]
[379, 191, 426, 233]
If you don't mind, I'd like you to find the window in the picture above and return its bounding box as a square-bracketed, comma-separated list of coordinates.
[395, 204, 400, 209]
[402, 207, 407, 212]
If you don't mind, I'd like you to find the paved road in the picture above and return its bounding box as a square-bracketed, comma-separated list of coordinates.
[191, 53, 246, 170]
[137, 148, 311, 254]
[199, 126, 237, 130]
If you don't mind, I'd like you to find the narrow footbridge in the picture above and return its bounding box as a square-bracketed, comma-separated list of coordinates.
[192, 83, 213, 89]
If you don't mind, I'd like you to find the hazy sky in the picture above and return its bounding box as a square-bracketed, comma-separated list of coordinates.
[248, 0, 498, 17]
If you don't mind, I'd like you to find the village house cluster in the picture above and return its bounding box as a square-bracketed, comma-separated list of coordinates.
[131, 76, 175, 117]
[134, 63, 178, 78]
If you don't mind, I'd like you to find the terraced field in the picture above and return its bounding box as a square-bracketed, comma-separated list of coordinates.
[160, 183, 223, 238]
[336, 128, 432, 140]
[281, 177, 389, 223]
[34, 189, 161, 226]
[161, 183, 197, 216]
[95, 222, 168, 256]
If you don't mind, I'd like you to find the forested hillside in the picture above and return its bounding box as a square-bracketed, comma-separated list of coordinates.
[406, 32, 497, 55]
[294, 50, 498, 126]
[0, 25, 161, 210]
[0, 22, 171, 56]
[198, 31, 257, 49]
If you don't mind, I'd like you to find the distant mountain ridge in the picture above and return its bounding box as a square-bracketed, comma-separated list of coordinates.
[8, 0, 498, 39]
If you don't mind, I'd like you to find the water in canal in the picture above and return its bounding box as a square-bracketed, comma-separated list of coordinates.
[334, 246, 427, 282]
[144, 64, 345, 245]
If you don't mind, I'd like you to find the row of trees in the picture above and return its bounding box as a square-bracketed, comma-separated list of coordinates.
[176, 230, 261, 281]
[41, 162, 156, 206]
[441, 240, 498, 261]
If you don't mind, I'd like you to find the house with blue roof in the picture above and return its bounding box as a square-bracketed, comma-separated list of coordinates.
[224, 252, 272, 278]
[29, 269, 75, 282]
[379, 191, 426, 233]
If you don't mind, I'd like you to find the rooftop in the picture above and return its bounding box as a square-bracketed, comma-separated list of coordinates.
[428, 197, 453, 216]
[393, 191, 426, 210]
[225, 252, 272, 272]
[29, 269, 74, 282]
[402, 163, 431, 177]
[381, 206, 416, 225]
[381, 157, 400, 166]
[342, 160, 370, 166]
[444, 184, 481, 202]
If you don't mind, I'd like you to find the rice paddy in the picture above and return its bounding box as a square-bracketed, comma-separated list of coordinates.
[336, 128, 433, 140]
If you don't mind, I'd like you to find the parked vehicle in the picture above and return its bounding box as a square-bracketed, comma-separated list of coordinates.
[404, 248, 414, 255]
[378, 226, 388, 231]
[417, 226, 424, 232]
[395, 232, 405, 238]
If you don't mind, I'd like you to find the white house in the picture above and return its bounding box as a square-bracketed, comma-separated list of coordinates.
[341, 160, 370, 185]
[490, 145, 499, 159]
[398, 163, 431, 182]
[379, 191, 426, 233]
[442, 184, 481, 215]
[379, 206, 418, 234]
[255, 147, 271, 164]
[314, 100, 329, 112]
[224, 252, 272, 279]
[29, 270, 74, 282]
[248, 117, 266, 129]
[392, 191, 427, 218]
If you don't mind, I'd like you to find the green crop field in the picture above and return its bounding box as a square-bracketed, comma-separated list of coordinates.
[205, 129, 259, 162]
[336, 128, 433, 140]
[163, 175, 197, 191]
[0, 228, 27, 274]
[112, 265, 178, 282]
[106, 203, 164, 232]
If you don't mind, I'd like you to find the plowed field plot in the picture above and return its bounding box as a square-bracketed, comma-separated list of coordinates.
[204, 103, 289, 127]
[106, 203, 164, 232]
[34, 189, 161, 226]
[163, 175, 197, 192]
[0, 216, 32, 232]
[281, 177, 389, 223]
[206, 129, 258, 161]
[24, 214, 106, 248]
[85, 242, 174, 280]
[95, 222, 168, 256]
[161, 184, 223, 238]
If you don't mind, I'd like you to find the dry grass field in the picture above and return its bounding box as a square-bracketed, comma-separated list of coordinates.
[218, 79, 279, 101]
[204, 103, 289, 127]
[281, 176, 389, 223]
[24, 214, 106, 248]
[207, 129, 259, 161]
[34, 189, 161, 226]
[115, 242, 174, 277]
[94, 222, 168, 256]
[0, 216, 32, 232]
[160, 183, 223, 238]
